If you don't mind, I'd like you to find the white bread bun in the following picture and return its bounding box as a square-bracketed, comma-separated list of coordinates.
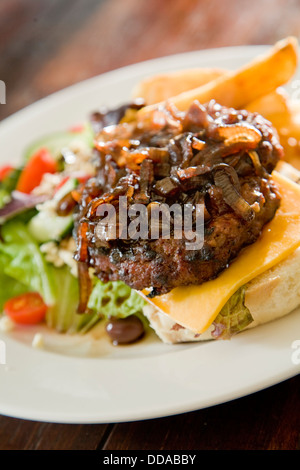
[143, 162, 300, 344]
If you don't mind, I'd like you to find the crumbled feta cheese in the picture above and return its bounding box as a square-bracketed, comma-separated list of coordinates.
[58, 248, 78, 277]
[40, 237, 78, 276]
[0, 315, 15, 332]
[40, 241, 65, 267]
[32, 333, 44, 349]
[36, 198, 58, 214]
[63, 139, 95, 175]
[32, 172, 63, 197]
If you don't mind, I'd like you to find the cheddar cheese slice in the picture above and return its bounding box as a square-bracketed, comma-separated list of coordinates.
[141, 171, 300, 334]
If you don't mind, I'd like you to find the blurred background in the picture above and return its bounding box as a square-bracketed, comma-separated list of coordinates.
[1, 0, 300, 120]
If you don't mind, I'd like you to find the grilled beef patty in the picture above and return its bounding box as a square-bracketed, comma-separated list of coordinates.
[75, 100, 283, 300]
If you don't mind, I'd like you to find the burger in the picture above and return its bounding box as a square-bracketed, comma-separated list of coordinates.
[73, 98, 300, 344]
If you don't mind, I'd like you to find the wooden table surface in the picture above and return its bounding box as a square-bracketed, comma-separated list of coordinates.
[0, 0, 300, 451]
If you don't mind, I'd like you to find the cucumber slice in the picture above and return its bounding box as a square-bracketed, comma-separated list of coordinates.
[23, 123, 94, 162]
[28, 210, 73, 243]
[54, 177, 79, 202]
[27, 178, 78, 243]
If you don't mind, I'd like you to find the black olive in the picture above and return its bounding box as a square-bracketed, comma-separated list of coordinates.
[105, 315, 145, 345]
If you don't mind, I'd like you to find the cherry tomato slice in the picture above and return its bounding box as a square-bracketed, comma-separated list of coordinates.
[0, 165, 14, 182]
[4, 292, 48, 325]
[68, 124, 85, 133]
[16, 148, 57, 194]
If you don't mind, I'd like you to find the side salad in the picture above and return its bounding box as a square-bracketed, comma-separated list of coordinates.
[0, 122, 147, 345]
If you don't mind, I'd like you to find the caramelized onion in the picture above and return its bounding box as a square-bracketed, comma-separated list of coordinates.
[190, 143, 224, 166]
[182, 101, 213, 130]
[154, 176, 179, 196]
[76, 221, 93, 313]
[209, 123, 262, 147]
[117, 147, 169, 170]
[213, 164, 255, 221]
[191, 134, 261, 167]
[86, 194, 116, 219]
[75, 219, 90, 263]
[177, 165, 211, 180]
[56, 191, 77, 216]
[90, 100, 145, 134]
[86, 180, 131, 219]
[212, 163, 241, 192]
[191, 136, 206, 151]
[77, 261, 93, 314]
[136, 159, 154, 203]
[247, 150, 266, 176]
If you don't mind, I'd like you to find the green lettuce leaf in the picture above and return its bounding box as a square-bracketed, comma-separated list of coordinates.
[88, 278, 148, 325]
[0, 220, 56, 306]
[212, 286, 253, 339]
[0, 168, 22, 209]
[0, 188, 11, 209]
[45, 265, 101, 334]
[0, 252, 29, 311]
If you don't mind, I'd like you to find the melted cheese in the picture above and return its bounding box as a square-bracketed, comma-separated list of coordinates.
[141, 171, 300, 333]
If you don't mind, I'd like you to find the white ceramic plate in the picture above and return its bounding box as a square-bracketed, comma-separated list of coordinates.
[0, 45, 299, 424]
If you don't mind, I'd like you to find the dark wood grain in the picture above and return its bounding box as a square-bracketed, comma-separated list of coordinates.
[103, 377, 300, 451]
[1, 0, 300, 120]
[0, 0, 299, 451]
[0, 417, 111, 450]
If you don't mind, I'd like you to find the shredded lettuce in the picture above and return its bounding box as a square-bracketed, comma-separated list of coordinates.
[212, 286, 253, 339]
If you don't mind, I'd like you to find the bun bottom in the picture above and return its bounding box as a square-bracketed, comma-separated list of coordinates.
[143, 161, 300, 344]
[143, 247, 300, 343]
